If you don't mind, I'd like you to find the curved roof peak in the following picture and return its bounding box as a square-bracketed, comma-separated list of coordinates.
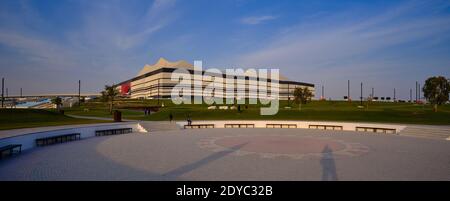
[155, 57, 169, 65]
[137, 57, 193, 76]
[136, 58, 291, 81]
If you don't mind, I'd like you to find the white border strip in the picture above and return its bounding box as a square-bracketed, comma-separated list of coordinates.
[176, 120, 406, 133]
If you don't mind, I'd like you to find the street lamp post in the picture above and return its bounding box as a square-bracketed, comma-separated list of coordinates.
[415, 81, 418, 102]
[322, 85, 324, 100]
[418, 83, 421, 102]
[78, 80, 81, 107]
[347, 80, 350, 102]
[410, 88, 412, 103]
[157, 78, 160, 105]
[394, 88, 396, 102]
[1, 78, 4, 108]
[360, 82, 363, 106]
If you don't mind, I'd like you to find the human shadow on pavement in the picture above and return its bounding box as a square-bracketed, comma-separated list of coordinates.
[320, 145, 338, 181]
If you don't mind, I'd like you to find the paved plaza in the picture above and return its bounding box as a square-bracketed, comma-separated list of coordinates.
[0, 128, 449, 180]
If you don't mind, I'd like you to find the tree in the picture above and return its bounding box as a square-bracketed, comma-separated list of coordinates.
[103, 85, 119, 114]
[100, 91, 108, 102]
[51, 96, 62, 112]
[293, 87, 313, 111]
[423, 76, 450, 112]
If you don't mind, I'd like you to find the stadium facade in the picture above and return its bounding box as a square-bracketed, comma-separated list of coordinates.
[116, 58, 315, 100]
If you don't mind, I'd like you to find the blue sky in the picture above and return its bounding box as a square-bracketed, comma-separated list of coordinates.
[0, 0, 449, 99]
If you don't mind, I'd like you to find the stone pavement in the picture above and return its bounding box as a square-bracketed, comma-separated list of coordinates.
[0, 128, 449, 181]
[399, 125, 450, 140]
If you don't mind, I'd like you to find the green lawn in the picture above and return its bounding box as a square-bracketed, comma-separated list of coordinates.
[63, 99, 450, 125]
[0, 109, 111, 130]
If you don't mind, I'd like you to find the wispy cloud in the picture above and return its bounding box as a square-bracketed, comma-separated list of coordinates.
[69, 0, 176, 51]
[1, 0, 449, 98]
[236, 1, 450, 99]
[0, 0, 178, 94]
[240, 15, 277, 25]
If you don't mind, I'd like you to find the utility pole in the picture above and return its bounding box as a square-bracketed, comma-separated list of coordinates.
[78, 80, 81, 107]
[321, 85, 324, 100]
[415, 81, 418, 102]
[1, 78, 4, 108]
[371, 87, 374, 98]
[157, 78, 160, 105]
[360, 82, 363, 106]
[287, 83, 290, 105]
[418, 83, 421, 102]
[394, 88, 396, 102]
[347, 80, 350, 101]
[6, 88, 8, 98]
[410, 88, 412, 103]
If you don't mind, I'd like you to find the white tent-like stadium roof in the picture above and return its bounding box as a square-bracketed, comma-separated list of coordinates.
[137, 57, 292, 81]
[137, 58, 194, 76]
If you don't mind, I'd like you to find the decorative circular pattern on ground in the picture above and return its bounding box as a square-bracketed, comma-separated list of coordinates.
[198, 135, 370, 160]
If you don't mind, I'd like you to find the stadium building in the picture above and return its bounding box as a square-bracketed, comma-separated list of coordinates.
[116, 58, 315, 100]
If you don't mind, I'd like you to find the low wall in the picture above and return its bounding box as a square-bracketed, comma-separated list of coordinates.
[176, 120, 406, 133]
[0, 122, 145, 151]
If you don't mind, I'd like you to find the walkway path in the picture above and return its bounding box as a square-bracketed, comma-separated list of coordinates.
[66, 114, 134, 122]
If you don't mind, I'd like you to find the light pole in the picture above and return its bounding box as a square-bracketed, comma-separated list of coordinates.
[415, 81, 418, 102]
[347, 80, 350, 101]
[1, 78, 4, 108]
[157, 78, 160, 105]
[394, 88, 396, 102]
[418, 83, 421, 102]
[288, 83, 290, 105]
[322, 85, 324, 100]
[410, 88, 412, 103]
[78, 80, 81, 107]
[360, 82, 363, 106]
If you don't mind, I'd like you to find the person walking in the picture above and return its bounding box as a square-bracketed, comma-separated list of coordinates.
[187, 114, 192, 125]
[169, 113, 173, 122]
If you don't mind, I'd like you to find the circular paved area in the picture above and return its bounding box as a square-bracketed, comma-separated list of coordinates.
[215, 135, 346, 154]
[199, 135, 369, 160]
[0, 128, 449, 180]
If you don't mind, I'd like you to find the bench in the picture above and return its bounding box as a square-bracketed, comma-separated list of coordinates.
[36, 133, 81, 147]
[95, 128, 133, 136]
[309, 125, 343, 130]
[0, 144, 22, 159]
[355, 126, 396, 134]
[266, 124, 297, 128]
[184, 124, 215, 129]
[224, 124, 255, 128]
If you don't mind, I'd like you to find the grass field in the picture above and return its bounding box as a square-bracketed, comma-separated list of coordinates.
[64, 99, 450, 125]
[0, 109, 111, 130]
